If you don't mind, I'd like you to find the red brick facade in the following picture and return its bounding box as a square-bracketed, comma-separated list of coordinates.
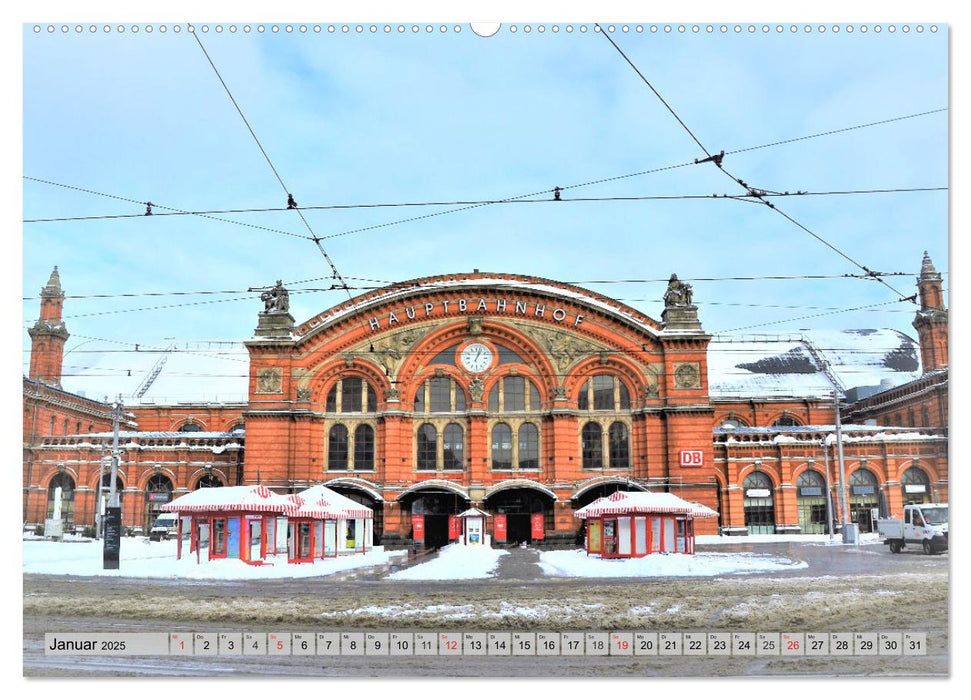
[23, 265, 949, 542]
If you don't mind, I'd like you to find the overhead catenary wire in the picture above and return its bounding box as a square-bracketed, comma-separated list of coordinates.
[22, 186, 946, 224]
[595, 25, 920, 305]
[19, 271, 924, 301]
[190, 28, 351, 294]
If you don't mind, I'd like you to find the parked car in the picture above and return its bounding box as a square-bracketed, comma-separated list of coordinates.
[149, 513, 179, 541]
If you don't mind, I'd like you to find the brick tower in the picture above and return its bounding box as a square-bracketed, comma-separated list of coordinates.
[28, 266, 70, 387]
[912, 251, 948, 373]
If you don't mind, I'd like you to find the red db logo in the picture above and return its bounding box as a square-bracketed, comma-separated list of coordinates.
[680, 449, 704, 468]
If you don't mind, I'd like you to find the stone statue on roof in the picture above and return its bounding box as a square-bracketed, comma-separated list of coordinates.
[663, 273, 693, 308]
[261, 280, 290, 314]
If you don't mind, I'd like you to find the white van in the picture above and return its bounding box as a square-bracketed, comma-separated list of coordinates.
[149, 512, 179, 541]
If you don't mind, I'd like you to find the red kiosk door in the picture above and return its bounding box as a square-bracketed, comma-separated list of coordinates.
[494, 514, 507, 542]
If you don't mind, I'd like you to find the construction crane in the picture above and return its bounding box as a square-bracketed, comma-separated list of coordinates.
[133, 343, 175, 399]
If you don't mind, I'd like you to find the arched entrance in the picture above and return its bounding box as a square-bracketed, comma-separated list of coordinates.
[144, 474, 174, 533]
[796, 470, 828, 534]
[47, 473, 75, 529]
[397, 485, 469, 548]
[743, 471, 775, 534]
[324, 481, 384, 543]
[572, 479, 647, 510]
[848, 469, 879, 533]
[484, 486, 555, 545]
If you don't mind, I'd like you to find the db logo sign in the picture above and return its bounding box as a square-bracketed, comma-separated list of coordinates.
[680, 449, 704, 468]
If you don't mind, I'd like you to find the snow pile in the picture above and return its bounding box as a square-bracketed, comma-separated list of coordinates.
[385, 543, 507, 581]
[537, 549, 808, 578]
[22, 537, 402, 580]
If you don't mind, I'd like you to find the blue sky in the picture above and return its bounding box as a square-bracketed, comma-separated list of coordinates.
[20, 14, 949, 392]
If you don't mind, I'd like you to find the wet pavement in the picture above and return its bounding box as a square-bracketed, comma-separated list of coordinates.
[494, 545, 543, 581]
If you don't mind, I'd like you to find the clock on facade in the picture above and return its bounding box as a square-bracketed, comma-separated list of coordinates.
[460, 342, 494, 373]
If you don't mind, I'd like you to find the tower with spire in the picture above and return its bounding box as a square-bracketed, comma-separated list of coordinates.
[27, 266, 70, 387]
[912, 251, 948, 373]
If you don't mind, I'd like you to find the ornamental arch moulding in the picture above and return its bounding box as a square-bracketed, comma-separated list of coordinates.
[563, 353, 647, 406]
[297, 356, 390, 408]
[135, 466, 179, 491]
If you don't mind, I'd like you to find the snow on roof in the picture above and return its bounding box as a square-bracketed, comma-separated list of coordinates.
[457, 507, 492, 519]
[60, 340, 250, 405]
[162, 485, 298, 514]
[708, 329, 921, 399]
[294, 485, 373, 519]
[574, 491, 719, 519]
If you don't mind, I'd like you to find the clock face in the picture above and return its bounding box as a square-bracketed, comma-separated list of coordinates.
[460, 342, 494, 373]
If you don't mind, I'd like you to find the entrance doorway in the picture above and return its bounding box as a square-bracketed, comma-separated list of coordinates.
[485, 487, 553, 545]
[401, 491, 468, 548]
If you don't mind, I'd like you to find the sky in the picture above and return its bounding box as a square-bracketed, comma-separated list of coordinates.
[18, 11, 950, 403]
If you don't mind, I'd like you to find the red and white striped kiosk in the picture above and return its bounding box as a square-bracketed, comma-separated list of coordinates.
[575, 491, 718, 558]
[285, 485, 374, 563]
[162, 484, 299, 564]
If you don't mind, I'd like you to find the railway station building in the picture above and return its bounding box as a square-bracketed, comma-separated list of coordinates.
[23, 255, 949, 545]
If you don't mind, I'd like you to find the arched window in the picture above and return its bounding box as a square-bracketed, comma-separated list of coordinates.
[416, 424, 437, 471]
[771, 414, 801, 427]
[326, 378, 378, 413]
[492, 423, 513, 470]
[488, 376, 542, 412]
[328, 425, 349, 470]
[414, 377, 467, 413]
[443, 423, 465, 471]
[743, 471, 775, 534]
[608, 422, 629, 469]
[46, 473, 75, 526]
[719, 418, 744, 430]
[518, 423, 539, 470]
[901, 466, 931, 504]
[796, 470, 827, 534]
[228, 423, 245, 436]
[195, 474, 222, 489]
[578, 375, 631, 411]
[179, 423, 203, 432]
[581, 422, 603, 469]
[354, 424, 375, 471]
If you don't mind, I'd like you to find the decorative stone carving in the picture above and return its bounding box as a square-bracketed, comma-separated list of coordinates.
[256, 367, 283, 394]
[385, 387, 401, 402]
[296, 387, 312, 402]
[663, 274, 693, 308]
[643, 383, 659, 399]
[368, 328, 425, 378]
[468, 316, 484, 335]
[551, 385, 568, 400]
[261, 280, 290, 313]
[469, 378, 485, 403]
[673, 362, 701, 389]
[508, 323, 603, 374]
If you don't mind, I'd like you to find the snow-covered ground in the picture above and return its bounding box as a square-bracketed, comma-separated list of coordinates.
[385, 543, 507, 581]
[538, 550, 808, 578]
[22, 532, 877, 580]
[21, 536, 403, 580]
